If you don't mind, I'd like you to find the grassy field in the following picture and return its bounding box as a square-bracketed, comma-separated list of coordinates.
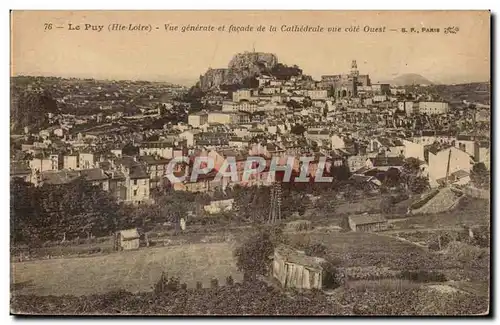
[392, 197, 490, 229]
[11, 242, 242, 296]
[286, 232, 460, 270]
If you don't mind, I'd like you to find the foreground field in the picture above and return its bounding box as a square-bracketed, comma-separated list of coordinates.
[11, 279, 489, 315]
[286, 231, 489, 282]
[11, 242, 242, 296]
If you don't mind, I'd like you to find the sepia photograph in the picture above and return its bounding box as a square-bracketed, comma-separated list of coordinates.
[9, 10, 491, 316]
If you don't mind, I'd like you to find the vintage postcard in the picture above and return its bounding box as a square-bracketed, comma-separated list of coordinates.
[10, 10, 491, 316]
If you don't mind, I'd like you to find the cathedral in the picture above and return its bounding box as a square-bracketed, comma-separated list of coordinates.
[320, 60, 371, 99]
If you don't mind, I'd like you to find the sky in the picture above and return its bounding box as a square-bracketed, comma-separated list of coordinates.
[11, 10, 491, 86]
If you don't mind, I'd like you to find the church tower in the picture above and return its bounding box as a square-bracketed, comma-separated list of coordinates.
[350, 60, 359, 97]
[350, 59, 359, 78]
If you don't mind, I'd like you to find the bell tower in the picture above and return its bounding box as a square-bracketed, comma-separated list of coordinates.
[351, 59, 359, 78]
[350, 60, 359, 97]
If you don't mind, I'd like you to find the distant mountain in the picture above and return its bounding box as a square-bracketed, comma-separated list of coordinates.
[388, 74, 435, 86]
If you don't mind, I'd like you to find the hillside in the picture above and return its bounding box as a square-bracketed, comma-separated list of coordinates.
[390, 74, 434, 86]
[10, 84, 59, 133]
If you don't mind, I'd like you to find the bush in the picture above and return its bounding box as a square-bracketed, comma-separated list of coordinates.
[446, 241, 488, 265]
[322, 258, 342, 289]
[305, 243, 327, 257]
[154, 272, 181, 294]
[399, 270, 447, 283]
[226, 276, 234, 286]
[428, 232, 454, 251]
[234, 226, 282, 279]
[380, 196, 394, 214]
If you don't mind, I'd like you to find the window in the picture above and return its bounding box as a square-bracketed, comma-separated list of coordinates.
[133, 189, 137, 196]
[133, 179, 137, 185]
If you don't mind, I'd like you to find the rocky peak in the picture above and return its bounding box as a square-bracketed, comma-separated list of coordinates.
[199, 51, 279, 91]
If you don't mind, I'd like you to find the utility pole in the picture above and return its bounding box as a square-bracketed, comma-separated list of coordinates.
[445, 148, 452, 186]
[268, 181, 282, 224]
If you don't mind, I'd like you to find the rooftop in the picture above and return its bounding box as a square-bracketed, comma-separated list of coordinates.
[274, 244, 325, 270]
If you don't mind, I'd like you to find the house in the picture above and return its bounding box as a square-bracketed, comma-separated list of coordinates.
[232, 89, 252, 102]
[207, 112, 232, 125]
[228, 137, 249, 148]
[139, 140, 184, 159]
[115, 156, 151, 204]
[272, 244, 325, 290]
[347, 154, 369, 173]
[369, 138, 405, 156]
[139, 155, 179, 189]
[173, 170, 223, 193]
[349, 174, 382, 192]
[418, 101, 449, 115]
[108, 170, 128, 202]
[427, 146, 474, 188]
[79, 152, 95, 170]
[39, 169, 81, 186]
[29, 154, 62, 174]
[63, 155, 79, 170]
[114, 228, 140, 251]
[80, 168, 110, 191]
[110, 148, 123, 158]
[366, 156, 404, 171]
[402, 139, 425, 161]
[455, 134, 477, 157]
[305, 129, 331, 143]
[188, 112, 208, 127]
[331, 134, 346, 149]
[348, 214, 388, 232]
[203, 199, 234, 214]
[398, 101, 416, 115]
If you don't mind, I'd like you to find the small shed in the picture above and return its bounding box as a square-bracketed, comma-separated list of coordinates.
[272, 245, 325, 290]
[115, 228, 140, 251]
[348, 214, 388, 232]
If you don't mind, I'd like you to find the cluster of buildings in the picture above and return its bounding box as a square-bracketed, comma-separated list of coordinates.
[10, 61, 490, 205]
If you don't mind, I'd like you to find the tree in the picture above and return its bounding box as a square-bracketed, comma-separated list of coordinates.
[383, 167, 401, 188]
[234, 226, 283, 280]
[10, 89, 59, 132]
[290, 124, 306, 136]
[408, 176, 430, 195]
[304, 243, 327, 257]
[400, 157, 429, 195]
[329, 164, 351, 182]
[10, 178, 41, 245]
[270, 63, 302, 80]
[321, 258, 342, 289]
[302, 97, 313, 108]
[11, 178, 122, 244]
[470, 162, 490, 189]
[232, 185, 270, 223]
[286, 99, 302, 109]
[380, 196, 394, 214]
[122, 142, 139, 156]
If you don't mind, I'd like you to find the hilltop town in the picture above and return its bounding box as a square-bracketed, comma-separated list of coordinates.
[10, 51, 491, 315]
